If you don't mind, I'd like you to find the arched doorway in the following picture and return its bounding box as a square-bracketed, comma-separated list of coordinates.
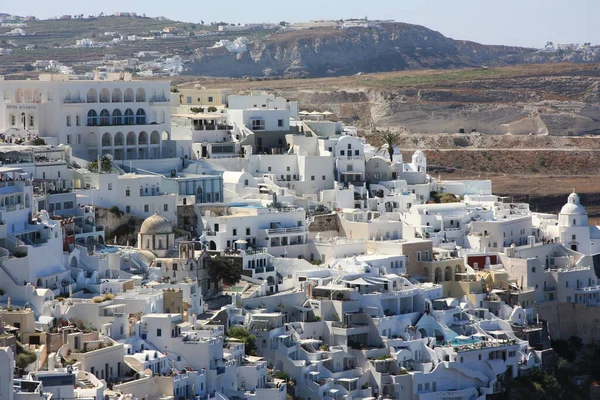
[444, 266, 453, 281]
[208, 241, 216, 251]
[434, 267, 442, 283]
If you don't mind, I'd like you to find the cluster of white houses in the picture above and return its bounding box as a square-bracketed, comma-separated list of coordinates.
[0, 73, 597, 399]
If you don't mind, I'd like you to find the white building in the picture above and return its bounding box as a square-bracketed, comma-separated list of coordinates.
[0, 73, 171, 161]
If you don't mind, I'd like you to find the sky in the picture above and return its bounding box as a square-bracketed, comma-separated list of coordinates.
[4, 0, 599, 47]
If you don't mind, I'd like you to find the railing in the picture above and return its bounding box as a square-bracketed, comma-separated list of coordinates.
[266, 227, 305, 235]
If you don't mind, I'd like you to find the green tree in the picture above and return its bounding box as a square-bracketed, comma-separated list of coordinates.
[227, 326, 257, 355]
[207, 106, 218, 112]
[207, 256, 241, 286]
[378, 131, 400, 162]
[190, 107, 204, 114]
[89, 156, 112, 173]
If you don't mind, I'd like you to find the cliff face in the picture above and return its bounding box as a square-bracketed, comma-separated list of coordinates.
[187, 23, 533, 78]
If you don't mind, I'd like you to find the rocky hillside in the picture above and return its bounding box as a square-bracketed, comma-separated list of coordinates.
[208, 63, 600, 136]
[188, 23, 532, 78]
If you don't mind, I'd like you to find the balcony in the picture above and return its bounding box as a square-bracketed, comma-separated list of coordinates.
[265, 227, 305, 235]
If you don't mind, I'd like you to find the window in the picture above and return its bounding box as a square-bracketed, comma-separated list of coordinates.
[340, 150, 345, 156]
[532, 266, 536, 273]
[244, 179, 249, 186]
[64, 201, 73, 209]
[355, 150, 359, 156]
[417, 251, 421, 262]
[164, 204, 168, 212]
[268, 166, 271, 171]
[29, 115, 34, 127]
[66, 115, 71, 126]
[347, 143, 352, 150]
[10, 115, 15, 126]
[186, 96, 192, 104]
[126, 205, 130, 213]
[144, 205, 149, 213]
[572, 234, 576, 240]
[322, 175, 326, 180]
[87, 110, 97, 126]
[311, 175, 315, 181]
[287, 166, 290, 171]
[233, 229, 237, 236]
[246, 228, 250, 235]
[125, 189, 130, 197]
[156, 329, 162, 337]
[566, 281, 569, 288]
[66, 134, 71, 144]
[278, 119, 284, 127]
[251, 119, 265, 131]
[55, 203, 61, 211]
[76, 115, 81, 126]
[208, 96, 214, 102]
[77, 134, 81, 144]
[108, 183, 112, 190]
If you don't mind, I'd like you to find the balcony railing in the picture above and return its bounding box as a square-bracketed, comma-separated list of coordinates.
[266, 227, 305, 235]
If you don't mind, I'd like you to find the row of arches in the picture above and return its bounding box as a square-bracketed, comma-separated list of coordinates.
[14, 88, 42, 103]
[90, 131, 167, 147]
[87, 108, 150, 126]
[433, 265, 463, 283]
[82, 88, 151, 103]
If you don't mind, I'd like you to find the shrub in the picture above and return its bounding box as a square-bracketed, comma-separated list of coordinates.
[16, 344, 37, 370]
[207, 106, 218, 112]
[92, 296, 104, 303]
[31, 138, 46, 146]
[273, 370, 289, 380]
[190, 107, 204, 113]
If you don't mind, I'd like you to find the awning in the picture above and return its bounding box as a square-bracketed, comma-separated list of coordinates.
[342, 277, 374, 286]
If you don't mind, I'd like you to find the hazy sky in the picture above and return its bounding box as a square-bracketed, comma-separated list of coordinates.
[5, 0, 599, 47]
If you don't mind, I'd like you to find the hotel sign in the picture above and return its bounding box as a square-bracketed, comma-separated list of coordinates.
[7, 105, 37, 110]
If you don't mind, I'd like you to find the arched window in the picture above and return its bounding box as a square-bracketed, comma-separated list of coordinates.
[112, 88, 123, 102]
[135, 109, 146, 125]
[126, 132, 136, 146]
[102, 133, 112, 147]
[150, 131, 160, 144]
[87, 110, 98, 126]
[99, 109, 110, 126]
[114, 132, 124, 146]
[124, 109, 134, 125]
[124, 88, 134, 102]
[99, 89, 110, 103]
[136, 88, 146, 102]
[139, 131, 148, 145]
[112, 109, 122, 125]
[87, 89, 98, 103]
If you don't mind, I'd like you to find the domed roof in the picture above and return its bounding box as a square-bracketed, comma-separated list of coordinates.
[140, 213, 173, 235]
[560, 192, 586, 215]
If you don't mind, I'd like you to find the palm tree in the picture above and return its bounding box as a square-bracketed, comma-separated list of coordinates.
[378, 130, 400, 162]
